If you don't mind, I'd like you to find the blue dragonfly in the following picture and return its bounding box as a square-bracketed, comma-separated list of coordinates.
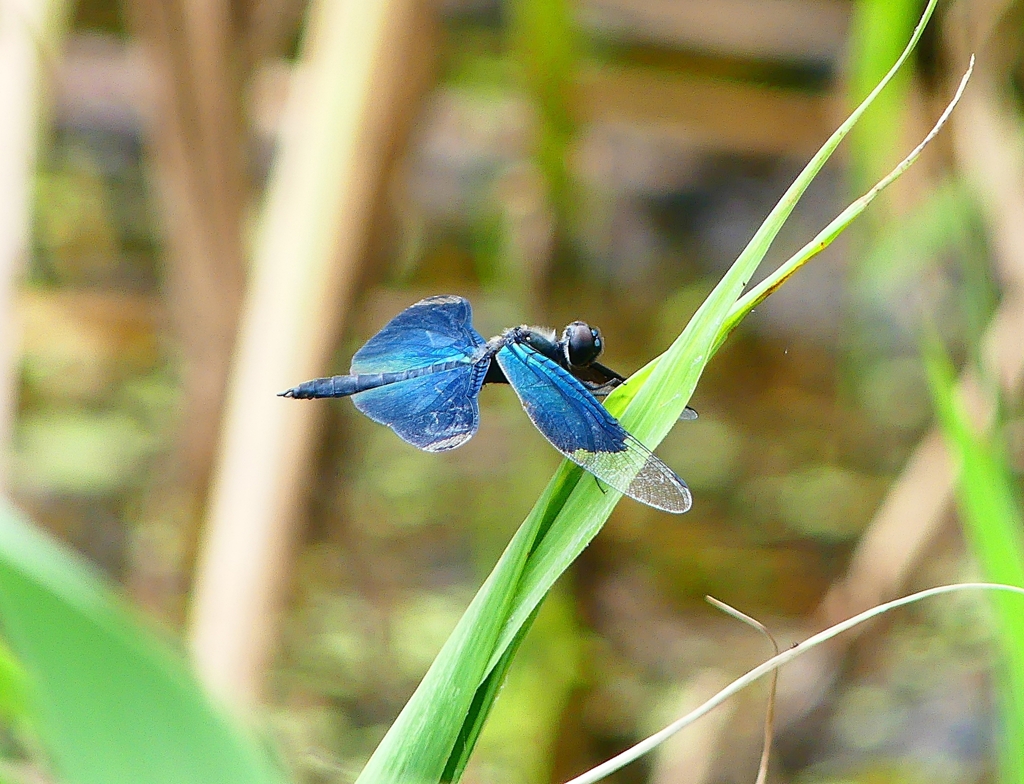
[280, 295, 692, 513]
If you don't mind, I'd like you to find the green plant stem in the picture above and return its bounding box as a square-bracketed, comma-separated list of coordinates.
[925, 338, 1024, 784]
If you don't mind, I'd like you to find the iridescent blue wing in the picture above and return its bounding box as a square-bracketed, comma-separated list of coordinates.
[350, 295, 486, 373]
[351, 296, 489, 452]
[495, 342, 691, 513]
[353, 362, 488, 452]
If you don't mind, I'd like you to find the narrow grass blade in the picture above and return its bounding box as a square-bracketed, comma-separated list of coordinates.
[924, 340, 1024, 784]
[593, 0, 943, 419]
[847, 0, 921, 190]
[354, 471, 579, 784]
[718, 57, 974, 352]
[705, 597, 778, 784]
[441, 606, 541, 783]
[567, 583, 1024, 784]
[0, 503, 284, 784]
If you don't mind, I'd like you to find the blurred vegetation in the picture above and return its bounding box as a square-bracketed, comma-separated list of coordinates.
[927, 336, 1024, 784]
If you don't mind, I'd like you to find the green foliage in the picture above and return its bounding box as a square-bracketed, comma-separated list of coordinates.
[353, 2, 944, 783]
[0, 503, 284, 784]
[925, 341, 1024, 784]
[854, 179, 981, 295]
[0, 639, 30, 726]
[847, 0, 921, 191]
[507, 0, 580, 217]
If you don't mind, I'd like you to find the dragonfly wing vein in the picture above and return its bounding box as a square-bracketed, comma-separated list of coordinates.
[496, 342, 690, 513]
[353, 360, 487, 452]
[351, 295, 486, 374]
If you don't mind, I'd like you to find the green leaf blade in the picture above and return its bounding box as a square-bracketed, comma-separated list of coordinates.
[0, 504, 284, 784]
[924, 341, 1024, 784]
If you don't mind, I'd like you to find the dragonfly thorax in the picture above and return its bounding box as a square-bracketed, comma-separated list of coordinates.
[499, 325, 557, 354]
[496, 323, 604, 369]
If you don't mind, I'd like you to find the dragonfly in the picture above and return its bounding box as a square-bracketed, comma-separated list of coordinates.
[280, 295, 692, 513]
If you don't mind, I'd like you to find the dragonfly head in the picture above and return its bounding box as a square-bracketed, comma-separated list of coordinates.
[562, 321, 603, 367]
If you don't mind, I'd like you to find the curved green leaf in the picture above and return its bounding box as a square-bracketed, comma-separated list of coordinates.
[0, 503, 285, 784]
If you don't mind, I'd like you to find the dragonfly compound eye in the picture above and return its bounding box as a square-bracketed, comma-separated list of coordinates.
[564, 321, 603, 366]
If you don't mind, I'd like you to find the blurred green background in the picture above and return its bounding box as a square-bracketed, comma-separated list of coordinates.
[1, 0, 1023, 782]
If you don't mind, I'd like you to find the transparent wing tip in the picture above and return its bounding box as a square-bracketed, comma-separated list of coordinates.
[661, 482, 693, 514]
[625, 449, 692, 514]
[573, 445, 693, 514]
[625, 472, 691, 514]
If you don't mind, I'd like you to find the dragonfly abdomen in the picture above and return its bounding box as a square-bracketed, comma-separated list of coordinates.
[278, 360, 472, 399]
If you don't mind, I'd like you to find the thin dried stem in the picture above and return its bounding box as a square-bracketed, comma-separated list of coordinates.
[705, 597, 778, 784]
